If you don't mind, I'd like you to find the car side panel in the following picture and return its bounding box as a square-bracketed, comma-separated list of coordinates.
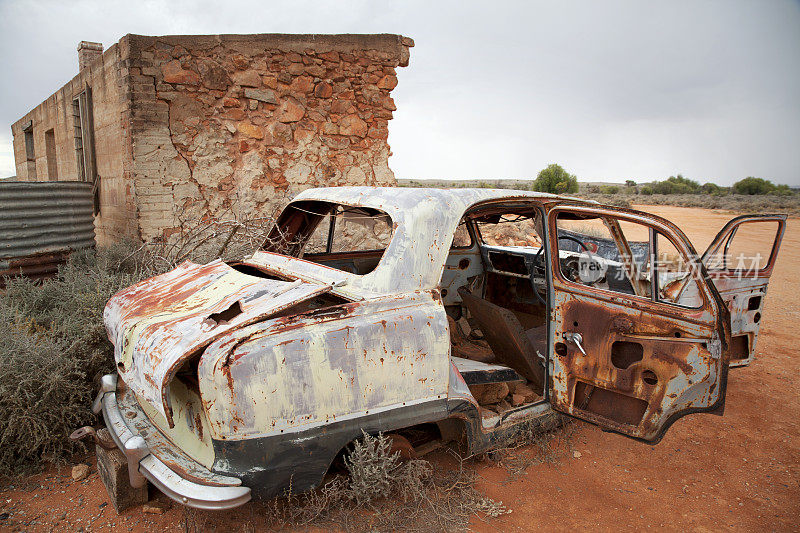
[211, 399, 449, 498]
[198, 291, 451, 441]
[712, 276, 770, 366]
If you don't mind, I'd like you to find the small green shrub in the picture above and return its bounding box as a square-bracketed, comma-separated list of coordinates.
[701, 182, 723, 195]
[532, 164, 579, 194]
[650, 174, 701, 194]
[732, 176, 776, 195]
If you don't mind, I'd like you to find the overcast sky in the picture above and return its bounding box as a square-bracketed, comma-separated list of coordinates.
[1, 0, 798, 185]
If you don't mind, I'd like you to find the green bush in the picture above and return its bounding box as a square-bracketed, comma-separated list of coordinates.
[532, 164, 579, 194]
[650, 175, 701, 194]
[640, 186, 654, 195]
[600, 185, 620, 194]
[700, 182, 724, 195]
[732, 176, 776, 195]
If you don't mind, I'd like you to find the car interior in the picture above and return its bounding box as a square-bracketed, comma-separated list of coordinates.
[440, 203, 703, 427]
[440, 204, 551, 426]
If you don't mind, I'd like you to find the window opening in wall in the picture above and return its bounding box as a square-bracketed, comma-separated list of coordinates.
[72, 97, 84, 180]
[45, 129, 58, 180]
[72, 88, 96, 183]
[23, 122, 36, 179]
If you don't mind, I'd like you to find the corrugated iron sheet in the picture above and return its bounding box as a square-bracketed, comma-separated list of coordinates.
[0, 181, 95, 285]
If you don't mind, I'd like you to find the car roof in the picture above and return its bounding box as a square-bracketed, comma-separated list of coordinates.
[252, 187, 593, 297]
[293, 186, 586, 208]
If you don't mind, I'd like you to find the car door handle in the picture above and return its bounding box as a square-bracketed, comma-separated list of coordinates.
[563, 332, 587, 355]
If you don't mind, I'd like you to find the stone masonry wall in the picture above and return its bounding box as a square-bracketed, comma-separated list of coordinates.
[123, 34, 413, 242]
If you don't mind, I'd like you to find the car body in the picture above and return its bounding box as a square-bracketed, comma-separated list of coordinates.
[94, 187, 786, 509]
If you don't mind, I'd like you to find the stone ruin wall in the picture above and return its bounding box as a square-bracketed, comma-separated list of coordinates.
[123, 34, 413, 242]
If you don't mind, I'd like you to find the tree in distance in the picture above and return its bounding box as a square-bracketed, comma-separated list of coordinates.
[532, 164, 579, 194]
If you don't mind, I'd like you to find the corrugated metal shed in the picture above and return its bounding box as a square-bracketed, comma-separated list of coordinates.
[0, 181, 95, 284]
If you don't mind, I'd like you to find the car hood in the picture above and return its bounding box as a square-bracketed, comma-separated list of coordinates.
[104, 259, 332, 427]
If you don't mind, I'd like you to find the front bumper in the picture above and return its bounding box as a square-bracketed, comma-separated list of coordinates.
[93, 374, 251, 510]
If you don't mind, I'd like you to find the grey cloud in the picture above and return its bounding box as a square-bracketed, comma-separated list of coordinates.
[1, 0, 798, 185]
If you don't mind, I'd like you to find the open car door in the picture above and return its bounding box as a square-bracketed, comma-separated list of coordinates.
[701, 214, 787, 367]
[546, 205, 730, 443]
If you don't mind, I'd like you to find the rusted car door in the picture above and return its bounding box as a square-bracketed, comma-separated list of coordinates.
[701, 214, 787, 366]
[547, 205, 730, 443]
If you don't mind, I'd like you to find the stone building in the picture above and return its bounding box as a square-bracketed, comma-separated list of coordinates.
[11, 34, 413, 244]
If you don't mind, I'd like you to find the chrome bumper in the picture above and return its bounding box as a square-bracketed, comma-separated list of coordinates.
[93, 374, 251, 510]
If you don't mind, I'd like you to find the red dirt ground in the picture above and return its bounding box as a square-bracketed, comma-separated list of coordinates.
[0, 205, 797, 532]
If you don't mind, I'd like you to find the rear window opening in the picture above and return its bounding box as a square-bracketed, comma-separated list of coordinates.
[262, 201, 393, 276]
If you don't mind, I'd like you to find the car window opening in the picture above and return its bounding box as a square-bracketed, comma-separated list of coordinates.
[440, 204, 549, 427]
[262, 200, 393, 275]
[554, 212, 703, 308]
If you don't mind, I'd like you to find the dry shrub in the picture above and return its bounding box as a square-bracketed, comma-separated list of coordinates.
[489, 414, 576, 481]
[0, 214, 281, 478]
[137, 214, 279, 274]
[0, 244, 151, 477]
[0, 302, 90, 475]
[233, 432, 511, 532]
[344, 430, 403, 504]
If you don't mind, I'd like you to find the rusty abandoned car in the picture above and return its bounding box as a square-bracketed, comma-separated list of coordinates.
[92, 187, 786, 509]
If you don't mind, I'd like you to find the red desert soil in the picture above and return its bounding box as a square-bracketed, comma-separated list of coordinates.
[0, 205, 797, 532]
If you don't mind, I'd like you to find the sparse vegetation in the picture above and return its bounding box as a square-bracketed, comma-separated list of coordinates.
[399, 174, 798, 215]
[604, 192, 800, 215]
[181, 431, 521, 532]
[491, 417, 575, 480]
[0, 214, 278, 477]
[0, 245, 147, 476]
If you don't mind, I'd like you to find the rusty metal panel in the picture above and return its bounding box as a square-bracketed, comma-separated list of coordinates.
[546, 204, 728, 442]
[550, 290, 723, 441]
[712, 276, 769, 367]
[198, 291, 450, 441]
[0, 181, 95, 284]
[104, 259, 334, 427]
